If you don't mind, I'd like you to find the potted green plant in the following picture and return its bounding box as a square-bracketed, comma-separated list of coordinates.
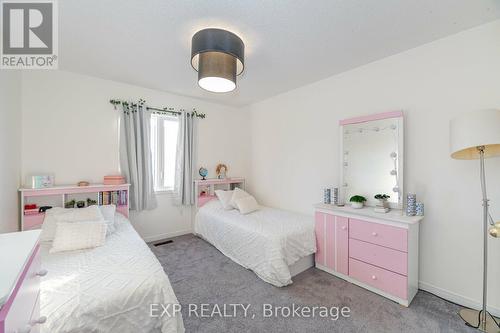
[65, 199, 76, 208]
[349, 195, 367, 209]
[374, 194, 390, 208]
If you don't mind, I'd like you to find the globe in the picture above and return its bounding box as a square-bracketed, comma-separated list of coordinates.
[199, 167, 208, 180]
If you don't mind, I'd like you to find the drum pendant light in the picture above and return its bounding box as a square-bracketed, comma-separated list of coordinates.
[191, 28, 245, 93]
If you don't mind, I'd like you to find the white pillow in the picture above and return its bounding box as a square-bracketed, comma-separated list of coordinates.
[235, 195, 260, 215]
[40, 207, 67, 242]
[50, 221, 107, 253]
[230, 188, 251, 209]
[98, 205, 116, 234]
[55, 205, 104, 223]
[215, 190, 234, 210]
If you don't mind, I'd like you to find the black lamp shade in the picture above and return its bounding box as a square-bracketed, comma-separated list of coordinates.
[191, 28, 245, 92]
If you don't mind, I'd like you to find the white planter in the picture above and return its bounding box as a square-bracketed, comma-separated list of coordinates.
[377, 199, 389, 209]
[351, 201, 364, 209]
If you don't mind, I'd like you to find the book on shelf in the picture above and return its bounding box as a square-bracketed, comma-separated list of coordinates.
[99, 190, 128, 206]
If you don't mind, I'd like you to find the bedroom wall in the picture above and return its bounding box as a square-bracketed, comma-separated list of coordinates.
[0, 71, 22, 233]
[246, 20, 500, 314]
[21, 70, 250, 241]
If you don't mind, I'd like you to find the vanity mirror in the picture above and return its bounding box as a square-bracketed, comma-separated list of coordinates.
[340, 111, 404, 209]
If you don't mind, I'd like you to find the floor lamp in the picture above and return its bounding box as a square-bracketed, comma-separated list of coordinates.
[450, 109, 500, 333]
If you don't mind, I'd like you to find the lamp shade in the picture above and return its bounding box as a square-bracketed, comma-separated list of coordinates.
[450, 109, 500, 160]
[191, 28, 244, 93]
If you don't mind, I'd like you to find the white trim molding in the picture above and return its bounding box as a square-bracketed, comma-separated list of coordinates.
[142, 229, 192, 243]
[419, 281, 500, 317]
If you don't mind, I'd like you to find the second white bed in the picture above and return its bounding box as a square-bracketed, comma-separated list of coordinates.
[194, 200, 316, 287]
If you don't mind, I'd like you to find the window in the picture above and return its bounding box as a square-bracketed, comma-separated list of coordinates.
[151, 114, 179, 192]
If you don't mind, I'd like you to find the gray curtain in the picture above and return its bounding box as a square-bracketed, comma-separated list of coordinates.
[174, 112, 198, 205]
[119, 102, 157, 211]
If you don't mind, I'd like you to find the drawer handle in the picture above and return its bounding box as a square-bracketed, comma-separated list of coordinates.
[371, 275, 377, 280]
[36, 269, 48, 277]
[372, 232, 378, 237]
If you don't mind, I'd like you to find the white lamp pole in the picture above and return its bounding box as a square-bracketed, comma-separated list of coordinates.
[450, 109, 500, 333]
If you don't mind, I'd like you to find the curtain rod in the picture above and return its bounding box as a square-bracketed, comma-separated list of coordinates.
[109, 99, 206, 119]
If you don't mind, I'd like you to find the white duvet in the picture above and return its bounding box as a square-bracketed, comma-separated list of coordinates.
[194, 200, 316, 287]
[40, 213, 185, 333]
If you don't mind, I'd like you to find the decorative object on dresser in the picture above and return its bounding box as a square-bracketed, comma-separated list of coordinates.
[340, 111, 404, 209]
[349, 195, 366, 209]
[323, 188, 331, 204]
[19, 184, 130, 231]
[415, 202, 424, 216]
[194, 178, 245, 209]
[77, 181, 90, 187]
[25, 174, 54, 189]
[406, 193, 417, 216]
[374, 194, 390, 213]
[0, 230, 46, 333]
[103, 175, 126, 185]
[314, 204, 423, 306]
[215, 164, 228, 179]
[199, 167, 208, 180]
[450, 109, 500, 332]
[332, 187, 339, 205]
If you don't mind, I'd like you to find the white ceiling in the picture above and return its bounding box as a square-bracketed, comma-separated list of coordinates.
[59, 0, 500, 106]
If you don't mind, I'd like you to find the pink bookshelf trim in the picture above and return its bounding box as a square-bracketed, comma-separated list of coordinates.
[19, 184, 130, 197]
[194, 177, 245, 185]
[339, 111, 403, 125]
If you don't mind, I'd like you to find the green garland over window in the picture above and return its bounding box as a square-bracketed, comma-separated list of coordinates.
[109, 99, 206, 119]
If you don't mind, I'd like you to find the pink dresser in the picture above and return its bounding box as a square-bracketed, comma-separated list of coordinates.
[314, 204, 423, 306]
[0, 230, 46, 333]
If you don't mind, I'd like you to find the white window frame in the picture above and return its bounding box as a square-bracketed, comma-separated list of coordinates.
[151, 114, 179, 194]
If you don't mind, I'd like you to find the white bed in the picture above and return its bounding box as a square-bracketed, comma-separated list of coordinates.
[40, 213, 185, 333]
[194, 200, 316, 287]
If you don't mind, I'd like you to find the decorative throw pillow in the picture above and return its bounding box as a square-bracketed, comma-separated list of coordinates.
[50, 221, 107, 253]
[235, 195, 260, 215]
[40, 207, 67, 242]
[98, 205, 116, 234]
[215, 190, 234, 210]
[55, 205, 104, 223]
[230, 188, 251, 209]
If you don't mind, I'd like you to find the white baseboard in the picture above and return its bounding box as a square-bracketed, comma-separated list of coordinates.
[142, 229, 192, 243]
[419, 281, 500, 317]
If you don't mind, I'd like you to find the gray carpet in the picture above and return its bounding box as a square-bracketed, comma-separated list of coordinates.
[150, 234, 476, 333]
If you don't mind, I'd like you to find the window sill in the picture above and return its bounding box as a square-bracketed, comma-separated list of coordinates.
[155, 189, 176, 197]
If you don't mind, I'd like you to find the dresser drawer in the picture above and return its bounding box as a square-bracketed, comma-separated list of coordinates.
[349, 218, 407, 252]
[3, 246, 43, 333]
[349, 239, 407, 275]
[349, 258, 407, 300]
